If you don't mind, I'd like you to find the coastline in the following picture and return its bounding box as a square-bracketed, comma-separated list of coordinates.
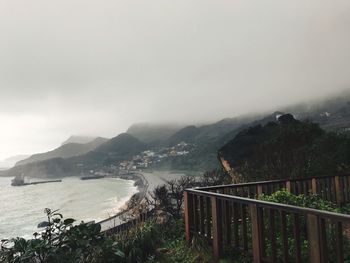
[99, 173, 148, 226]
[0, 176, 134, 239]
[99, 171, 185, 231]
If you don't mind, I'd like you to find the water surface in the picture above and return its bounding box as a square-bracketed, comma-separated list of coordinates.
[0, 176, 137, 239]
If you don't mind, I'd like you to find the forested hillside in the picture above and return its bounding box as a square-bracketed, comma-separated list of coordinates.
[2, 134, 146, 178]
[17, 137, 107, 166]
[219, 114, 350, 181]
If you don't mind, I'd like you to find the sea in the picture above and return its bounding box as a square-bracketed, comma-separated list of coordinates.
[0, 176, 138, 239]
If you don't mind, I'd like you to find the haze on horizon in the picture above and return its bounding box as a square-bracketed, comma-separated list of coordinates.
[0, 0, 349, 160]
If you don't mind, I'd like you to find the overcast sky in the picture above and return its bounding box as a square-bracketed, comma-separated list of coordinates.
[0, 0, 349, 160]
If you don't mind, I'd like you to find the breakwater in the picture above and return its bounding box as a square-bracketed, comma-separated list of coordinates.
[11, 178, 62, 186]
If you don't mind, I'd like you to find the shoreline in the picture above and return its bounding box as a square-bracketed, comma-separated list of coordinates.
[99, 173, 148, 226]
[0, 176, 136, 239]
[99, 171, 185, 231]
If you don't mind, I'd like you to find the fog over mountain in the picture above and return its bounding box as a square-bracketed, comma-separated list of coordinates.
[0, 0, 349, 160]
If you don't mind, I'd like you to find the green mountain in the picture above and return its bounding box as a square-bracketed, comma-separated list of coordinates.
[61, 135, 99, 145]
[3, 133, 146, 178]
[166, 125, 199, 145]
[0, 155, 30, 169]
[16, 137, 108, 166]
[5, 90, 350, 177]
[219, 114, 350, 181]
[283, 90, 350, 131]
[316, 102, 350, 131]
[3, 157, 75, 179]
[71, 133, 147, 170]
[127, 123, 184, 144]
[155, 113, 280, 171]
[167, 116, 260, 146]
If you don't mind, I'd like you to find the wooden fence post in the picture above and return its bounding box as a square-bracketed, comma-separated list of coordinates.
[211, 196, 222, 261]
[286, 181, 291, 193]
[334, 176, 343, 205]
[257, 185, 263, 196]
[184, 191, 194, 242]
[311, 178, 317, 195]
[307, 215, 321, 263]
[250, 204, 262, 263]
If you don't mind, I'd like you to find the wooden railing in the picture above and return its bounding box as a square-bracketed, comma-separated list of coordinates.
[104, 210, 153, 236]
[184, 174, 350, 262]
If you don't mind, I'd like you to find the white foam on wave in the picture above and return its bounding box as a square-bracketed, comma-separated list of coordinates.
[102, 184, 139, 219]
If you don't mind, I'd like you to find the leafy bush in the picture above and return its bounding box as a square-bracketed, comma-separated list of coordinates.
[145, 220, 213, 263]
[259, 190, 350, 262]
[114, 219, 161, 262]
[0, 170, 231, 263]
[259, 190, 339, 212]
[149, 176, 196, 219]
[0, 209, 208, 263]
[0, 208, 124, 263]
[149, 170, 230, 219]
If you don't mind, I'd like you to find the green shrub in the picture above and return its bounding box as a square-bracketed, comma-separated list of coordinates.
[259, 190, 340, 212]
[259, 190, 350, 262]
[114, 219, 161, 263]
[0, 208, 124, 263]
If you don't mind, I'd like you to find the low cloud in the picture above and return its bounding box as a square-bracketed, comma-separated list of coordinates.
[0, 0, 349, 159]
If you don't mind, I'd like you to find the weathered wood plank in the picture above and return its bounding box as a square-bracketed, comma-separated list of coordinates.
[280, 211, 289, 263]
[293, 214, 302, 263]
[211, 196, 222, 261]
[184, 191, 194, 242]
[250, 204, 262, 263]
[307, 214, 321, 263]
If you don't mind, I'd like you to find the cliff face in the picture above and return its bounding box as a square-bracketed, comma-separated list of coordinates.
[218, 154, 247, 184]
[218, 155, 232, 173]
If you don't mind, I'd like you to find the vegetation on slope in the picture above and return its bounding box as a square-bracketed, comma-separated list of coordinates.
[0, 209, 125, 263]
[126, 123, 184, 145]
[258, 190, 350, 262]
[0, 171, 228, 263]
[154, 114, 272, 171]
[0, 210, 214, 263]
[17, 137, 107, 166]
[3, 133, 146, 178]
[219, 114, 350, 181]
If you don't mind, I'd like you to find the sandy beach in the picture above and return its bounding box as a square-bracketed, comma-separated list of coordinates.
[100, 171, 185, 231]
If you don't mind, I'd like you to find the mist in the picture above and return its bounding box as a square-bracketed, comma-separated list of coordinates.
[0, 0, 350, 159]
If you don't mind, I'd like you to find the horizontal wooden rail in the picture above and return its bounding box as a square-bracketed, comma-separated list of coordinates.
[185, 174, 350, 262]
[187, 189, 350, 221]
[104, 210, 154, 235]
[194, 173, 350, 205]
[196, 173, 350, 191]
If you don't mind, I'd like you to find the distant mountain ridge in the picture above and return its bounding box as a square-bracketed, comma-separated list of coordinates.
[127, 123, 184, 144]
[154, 112, 282, 171]
[3, 90, 350, 178]
[69, 133, 147, 170]
[283, 89, 350, 131]
[0, 155, 30, 169]
[61, 135, 99, 145]
[16, 137, 108, 166]
[3, 133, 145, 178]
[218, 114, 350, 181]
